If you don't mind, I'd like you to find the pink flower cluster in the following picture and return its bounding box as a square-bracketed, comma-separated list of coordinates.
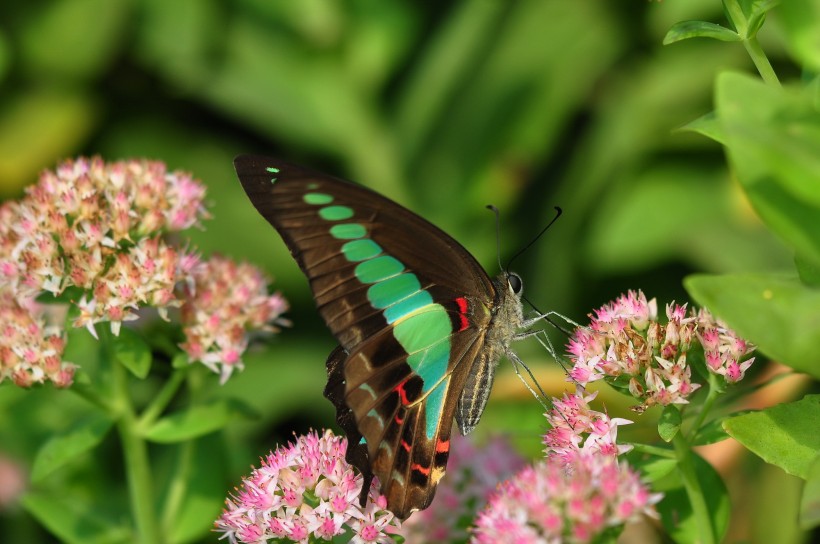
[0, 156, 207, 332]
[695, 308, 756, 383]
[216, 430, 401, 543]
[180, 256, 288, 383]
[543, 390, 633, 465]
[566, 290, 755, 410]
[401, 436, 524, 543]
[472, 453, 661, 544]
[0, 292, 74, 387]
[1, 156, 287, 387]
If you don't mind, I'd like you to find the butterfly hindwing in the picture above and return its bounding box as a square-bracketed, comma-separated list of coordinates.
[235, 155, 507, 519]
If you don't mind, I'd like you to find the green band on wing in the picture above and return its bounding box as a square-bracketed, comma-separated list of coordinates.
[393, 307, 452, 438]
[342, 239, 382, 261]
[383, 290, 433, 324]
[367, 274, 421, 309]
[304, 192, 333, 205]
[356, 256, 404, 283]
[319, 205, 354, 221]
[421, 376, 449, 439]
[330, 223, 366, 240]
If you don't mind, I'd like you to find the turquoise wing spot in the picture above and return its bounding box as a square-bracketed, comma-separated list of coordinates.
[266, 166, 279, 183]
[355, 256, 404, 283]
[358, 383, 377, 399]
[378, 441, 394, 457]
[367, 274, 421, 309]
[383, 290, 433, 324]
[390, 470, 406, 486]
[422, 376, 450, 439]
[343, 239, 382, 261]
[367, 408, 385, 428]
[304, 192, 334, 205]
[330, 223, 366, 240]
[319, 205, 354, 221]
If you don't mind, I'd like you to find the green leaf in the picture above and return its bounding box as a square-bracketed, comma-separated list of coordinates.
[22, 492, 131, 544]
[691, 417, 730, 446]
[745, 0, 780, 38]
[685, 273, 820, 379]
[801, 454, 820, 529]
[716, 72, 820, 263]
[653, 451, 730, 544]
[675, 111, 725, 144]
[724, 395, 820, 480]
[663, 21, 741, 45]
[631, 457, 677, 484]
[171, 351, 190, 369]
[31, 413, 114, 482]
[779, 0, 820, 71]
[112, 327, 152, 379]
[658, 405, 682, 442]
[143, 399, 255, 443]
[796, 253, 820, 287]
[163, 435, 230, 544]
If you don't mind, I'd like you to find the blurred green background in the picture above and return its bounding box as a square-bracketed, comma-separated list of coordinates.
[0, 0, 808, 542]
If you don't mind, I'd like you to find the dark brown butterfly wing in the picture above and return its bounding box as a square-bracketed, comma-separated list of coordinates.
[235, 155, 500, 518]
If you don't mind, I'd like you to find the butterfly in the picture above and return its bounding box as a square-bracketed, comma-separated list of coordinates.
[234, 155, 537, 519]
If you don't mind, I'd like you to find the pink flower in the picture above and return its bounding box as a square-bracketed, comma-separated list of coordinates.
[695, 308, 756, 383]
[472, 453, 661, 544]
[0, 292, 76, 388]
[543, 391, 633, 464]
[179, 256, 289, 383]
[565, 290, 755, 410]
[400, 435, 525, 543]
[215, 430, 402, 544]
[1, 156, 208, 341]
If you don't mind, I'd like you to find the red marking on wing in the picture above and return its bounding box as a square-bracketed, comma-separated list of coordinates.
[400, 440, 411, 452]
[435, 438, 450, 454]
[394, 414, 404, 425]
[455, 297, 469, 332]
[411, 463, 431, 476]
[394, 380, 410, 405]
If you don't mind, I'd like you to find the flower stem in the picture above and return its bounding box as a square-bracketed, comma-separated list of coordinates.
[743, 37, 781, 87]
[627, 443, 676, 459]
[672, 433, 715, 544]
[689, 375, 721, 440]
[105, 332, 162, 544]
[138, 367, 187, 430]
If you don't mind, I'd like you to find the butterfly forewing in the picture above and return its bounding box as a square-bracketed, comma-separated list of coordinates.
[235, 155, 502, 519]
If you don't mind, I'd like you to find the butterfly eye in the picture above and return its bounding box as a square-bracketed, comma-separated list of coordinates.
[507, 272, 523, 294]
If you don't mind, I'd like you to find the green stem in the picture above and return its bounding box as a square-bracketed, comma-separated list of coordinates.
[688, 376, 721, 441]
[743, 37, 781, 87]
[161, 439, 194, 533]
[672, 433, 715, 544]
[138, 368, 187, 430]
[626, 443, 676, 459]
[69, 380, 112, 413]
[105, 332, 162, 544]
[722, 0, 747, 35]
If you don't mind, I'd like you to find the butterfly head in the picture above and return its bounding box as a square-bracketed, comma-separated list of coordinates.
[505, 271, 523, 296]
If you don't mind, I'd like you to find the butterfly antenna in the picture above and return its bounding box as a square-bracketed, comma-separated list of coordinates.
[486, 205, 504, 273]
[505, 206, 562, 272]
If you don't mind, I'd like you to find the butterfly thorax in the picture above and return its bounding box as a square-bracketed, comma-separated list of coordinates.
[455, 272, 525, 435]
